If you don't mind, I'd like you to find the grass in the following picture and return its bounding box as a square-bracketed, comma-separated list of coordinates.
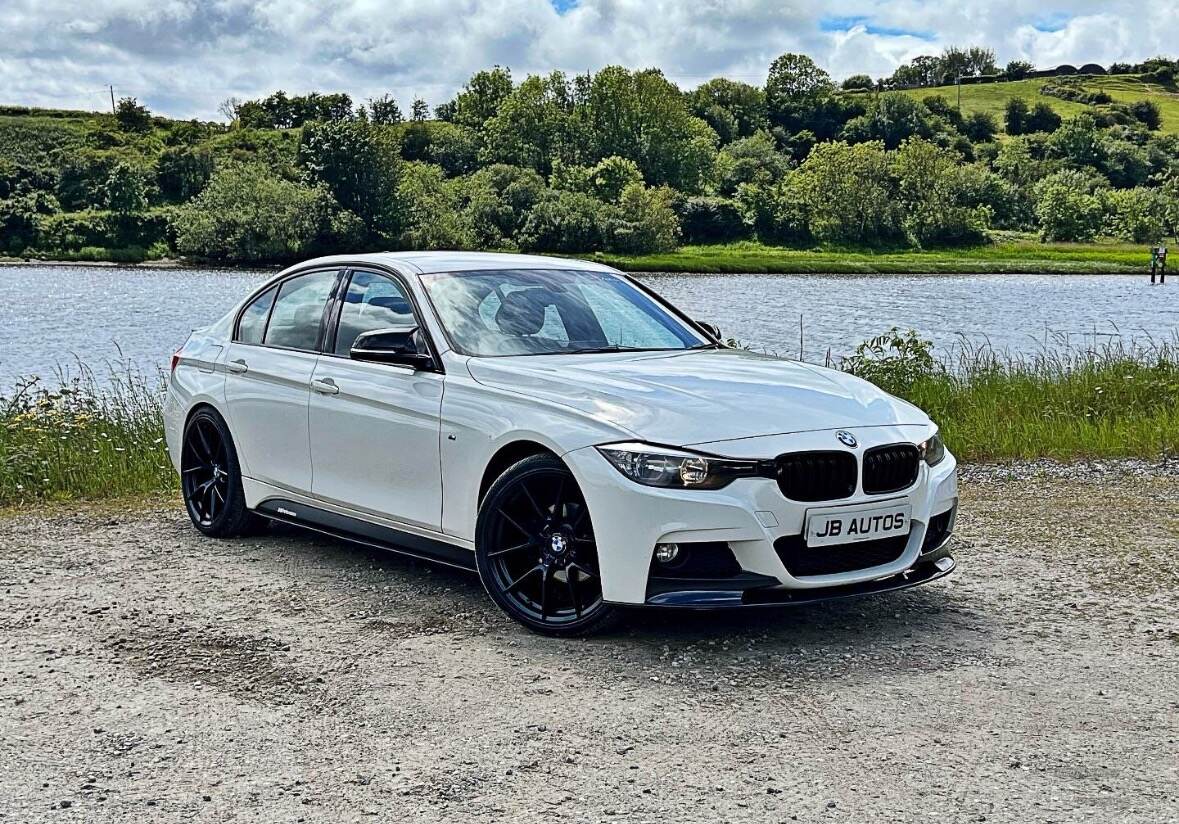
[2, 339, 1176, 506]
[892, 74, 1179, 134]
[0, 366, 176, 505]
[588, 238, 1154, 274]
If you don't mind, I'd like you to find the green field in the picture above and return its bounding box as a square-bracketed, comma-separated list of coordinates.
[587, 238, 1153, 274]
[893, 74, 1179, 134]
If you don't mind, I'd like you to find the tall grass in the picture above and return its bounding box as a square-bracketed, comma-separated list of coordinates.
[0, 365, 175, 505]
[1, 334, 1176, 506]
[844, 332, 1179, 462]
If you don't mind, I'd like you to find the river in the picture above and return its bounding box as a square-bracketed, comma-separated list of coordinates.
[0, 264, 1175, 390]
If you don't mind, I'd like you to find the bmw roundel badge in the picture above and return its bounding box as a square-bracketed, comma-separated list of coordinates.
[836, 431, 858, 448]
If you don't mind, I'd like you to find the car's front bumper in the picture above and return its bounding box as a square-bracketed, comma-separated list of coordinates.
[564, 426, 958, 607]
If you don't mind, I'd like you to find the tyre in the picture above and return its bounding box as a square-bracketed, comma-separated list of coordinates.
[475, 454, 620, 636]
[180, 407, 265, 538]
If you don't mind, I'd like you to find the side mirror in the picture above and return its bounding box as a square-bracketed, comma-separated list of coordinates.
[697, 321, 722, 341]
[350, 326, 435, 370]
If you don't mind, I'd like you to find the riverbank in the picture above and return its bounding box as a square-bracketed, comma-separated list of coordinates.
[586, 240, 1153, 274]
[1, 238, 1161, 275]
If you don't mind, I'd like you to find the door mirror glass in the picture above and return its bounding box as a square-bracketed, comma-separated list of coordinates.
[350, 325, 434, 369]
[697, 321, 722, 340]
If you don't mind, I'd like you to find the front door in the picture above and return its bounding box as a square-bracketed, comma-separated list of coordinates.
[223, 269, 339, 493]
[308, 270, 444, 530]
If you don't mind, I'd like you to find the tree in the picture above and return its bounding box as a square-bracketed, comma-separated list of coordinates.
[892, 138, 990, 245]
[368, 94, 403, 125]
[1033, 169, 1106, 241]
[766, 53, 835, 132]
[411, 99, 430, 121]
[604, 183, 680, 253]
[675, 196, 748, 243]
[517, 190, 609, 252]
[1103, 187, 1166, 242]
[1025, 102, 1062, 134]
[551, 155, 644, 203]
[1005, 60, 1034, 80]
[397, 161, 475, 249]
[1129, 100, 1162, 131]
[217, 97, 242, 123]
[688, 78, 768, 142]
[114, 97, 152, 133]
[1004, 98, 1029, 135]
[712, 130, 790, 196]
[962, 111, 999, 143]
[841, 94, 936, 149]
[794, 140, 901, 243]
[841, 74, 875, 91]
[297, 119, 402, 242]
[156, 146, 213, 202]
[452, 66, 514, 129]
[104, 161, 150, 213]
[1046, 113, 1104, 168]
[481, 72, 578, 174]
[172, 163, 358, 263]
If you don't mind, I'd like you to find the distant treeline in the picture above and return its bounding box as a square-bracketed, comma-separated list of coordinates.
[1, 50, 1178, 265]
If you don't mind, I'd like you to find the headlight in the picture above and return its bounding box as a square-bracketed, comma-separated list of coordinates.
[919, 431, 946, 466]
[596, 442, 763, 490]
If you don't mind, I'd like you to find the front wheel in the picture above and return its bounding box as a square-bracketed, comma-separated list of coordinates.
[475, 455, 620, 636]
[180, 408, 264, 538]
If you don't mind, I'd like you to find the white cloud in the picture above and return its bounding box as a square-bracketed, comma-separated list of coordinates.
[0, 0, 1175, 119]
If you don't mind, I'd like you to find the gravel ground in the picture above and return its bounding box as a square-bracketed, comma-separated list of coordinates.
[1, 465, 1177, 823]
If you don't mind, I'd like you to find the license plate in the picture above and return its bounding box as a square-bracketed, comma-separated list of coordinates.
[805, 502, 912, 547]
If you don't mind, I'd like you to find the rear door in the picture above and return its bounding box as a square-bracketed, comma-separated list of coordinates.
[223, 269, 340, 493]
[308, 269, 444, 530]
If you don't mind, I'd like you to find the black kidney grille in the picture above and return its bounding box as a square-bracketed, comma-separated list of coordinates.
[775, 451, 857, 502]
[862, 444, 920, 495]
[774, 534, 908, 577]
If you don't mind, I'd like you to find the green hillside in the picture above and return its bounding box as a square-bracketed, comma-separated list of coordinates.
[895, 74, 1179, 134]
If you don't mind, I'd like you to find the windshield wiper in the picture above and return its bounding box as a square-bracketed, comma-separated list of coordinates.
[562, 345, 663, 355]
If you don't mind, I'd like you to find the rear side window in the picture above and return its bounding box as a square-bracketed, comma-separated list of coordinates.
[237, 285, 277, 344]
[263, 270, 338, 351]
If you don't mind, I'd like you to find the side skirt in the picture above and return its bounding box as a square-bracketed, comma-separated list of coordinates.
[255, 498, 477, 573]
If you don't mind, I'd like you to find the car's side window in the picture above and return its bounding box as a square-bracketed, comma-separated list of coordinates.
[333, 271, 417, 355]
[263, 270, 338, 351]
[237, 285, 277, 344]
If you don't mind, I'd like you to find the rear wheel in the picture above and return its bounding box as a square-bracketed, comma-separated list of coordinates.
[180, 408, 264, 538]
[475, 455, 619, 636]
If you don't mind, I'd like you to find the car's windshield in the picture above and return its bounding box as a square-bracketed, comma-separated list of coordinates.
[420, 268, 709, 357]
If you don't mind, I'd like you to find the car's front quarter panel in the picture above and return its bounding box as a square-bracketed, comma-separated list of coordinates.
[439, 356, 636, 542]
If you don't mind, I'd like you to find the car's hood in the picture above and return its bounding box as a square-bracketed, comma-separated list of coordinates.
[466, 348, 929, 446]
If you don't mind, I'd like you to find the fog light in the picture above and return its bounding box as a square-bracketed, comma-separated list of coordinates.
[654, 543, 680, 564]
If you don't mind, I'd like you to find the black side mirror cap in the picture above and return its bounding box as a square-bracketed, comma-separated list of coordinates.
[697, 321, 722, 341]
[350, 326, 435, 370]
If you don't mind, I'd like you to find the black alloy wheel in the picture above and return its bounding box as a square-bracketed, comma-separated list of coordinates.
[476, 455, 619, 636]
[180, 408, 263, 538]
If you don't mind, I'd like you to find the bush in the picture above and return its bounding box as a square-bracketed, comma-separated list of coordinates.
[712, 130, 790, 196]
[1128, 100, 1162, 131]
[962, 111, 998, 143]
[34, 208, 171, 253]
[1103, 187, 1166, 242]
[156, 146, 214, 202]
[840, 328, 938, 397]
[551, 155, 644, 203]
[114, 97, 153, 134]
[172, 163, 354, 263]
[604, 184, 680, 254]
[397, 161, 476, 250]
[1005, 98, 1029, 136]
[892, 138, 990, 246]
[841, 74, 875, 91]
[1034, 170, 1106, 241]
[734, 178, 811, 244]
[795, 141, 901, 244]
[675, 196, 749, 244]
[517, 190, 609, 253]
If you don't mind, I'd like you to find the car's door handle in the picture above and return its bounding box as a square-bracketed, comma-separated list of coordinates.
[226, 358, 248, 374]
[310, 378, 339, 395]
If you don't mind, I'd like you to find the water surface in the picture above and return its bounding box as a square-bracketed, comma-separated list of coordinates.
[0, 265, 1175, 389]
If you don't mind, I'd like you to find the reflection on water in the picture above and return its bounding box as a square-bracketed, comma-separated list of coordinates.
[0, 265, 1175, 389]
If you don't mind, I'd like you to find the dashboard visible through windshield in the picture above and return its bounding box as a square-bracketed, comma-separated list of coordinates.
[420, 268, 709, 357]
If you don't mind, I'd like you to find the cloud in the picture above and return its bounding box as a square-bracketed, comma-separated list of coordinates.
[0, 0, 1175, 119]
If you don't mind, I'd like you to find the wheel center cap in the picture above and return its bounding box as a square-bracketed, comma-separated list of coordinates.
[549, 534, 568, 555]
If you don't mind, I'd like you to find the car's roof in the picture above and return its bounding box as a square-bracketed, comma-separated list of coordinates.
[285, 251, 620, 276]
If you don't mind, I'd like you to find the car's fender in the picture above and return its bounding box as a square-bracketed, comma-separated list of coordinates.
[164, 330, 230, 474]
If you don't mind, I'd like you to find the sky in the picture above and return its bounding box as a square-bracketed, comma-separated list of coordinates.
[1, 0, 1176, 120]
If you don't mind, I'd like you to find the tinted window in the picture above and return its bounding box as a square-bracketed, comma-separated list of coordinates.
[237, 285, 277, 344]
[334, 271, 416, 355]
[263, 270, 338, 351]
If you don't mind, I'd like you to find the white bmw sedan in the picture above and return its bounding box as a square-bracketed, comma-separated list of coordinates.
[165, 252, 957, 635]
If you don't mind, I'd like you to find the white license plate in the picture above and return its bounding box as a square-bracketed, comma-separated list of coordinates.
[805, 502, 912, 547]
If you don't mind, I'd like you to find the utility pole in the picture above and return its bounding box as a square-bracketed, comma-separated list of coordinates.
[109, 85, 116, 115]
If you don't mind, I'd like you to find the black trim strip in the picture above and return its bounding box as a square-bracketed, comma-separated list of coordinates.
[255, 498, 476, 572]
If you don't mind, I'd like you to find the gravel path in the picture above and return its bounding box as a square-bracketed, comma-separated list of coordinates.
[1, 467, 1177, 823]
